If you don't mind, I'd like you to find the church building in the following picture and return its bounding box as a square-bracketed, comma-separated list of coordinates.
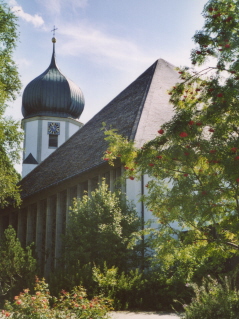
[0, 37, 179, 274]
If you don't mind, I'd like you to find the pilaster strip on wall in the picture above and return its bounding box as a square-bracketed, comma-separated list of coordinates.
[17, 209, 24, 245]
[26, 206, 32, 245]
[22, 121, 26, 161]
[45, 197, 53, 277]
[55, 192, 63, 268]
[36, 201, 43, 265]
[65, 121, 69, 141]
[77, 184, 82, 198]
[88, 179, 92, 197]
[66, 188, 71, 226]
[37, 120, 42, 163]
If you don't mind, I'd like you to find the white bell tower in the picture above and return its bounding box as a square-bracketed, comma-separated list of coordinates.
[21, 34, 85, 178]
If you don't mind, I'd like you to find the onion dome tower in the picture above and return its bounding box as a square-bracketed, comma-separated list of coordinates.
[22, 36, 85, 178]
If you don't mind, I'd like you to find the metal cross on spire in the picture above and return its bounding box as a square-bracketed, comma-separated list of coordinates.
[51, 25, 58, 37]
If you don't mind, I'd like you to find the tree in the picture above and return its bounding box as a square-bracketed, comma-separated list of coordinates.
[0, 226, 36, 302]
[103, 0, 239, 281]
[0, 1, 22, 208]
[50, 181, 141, 296]
[63, 181, 141, 272]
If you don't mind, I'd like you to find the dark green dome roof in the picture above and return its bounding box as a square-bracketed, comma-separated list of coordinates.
[22, 41, 85, 119]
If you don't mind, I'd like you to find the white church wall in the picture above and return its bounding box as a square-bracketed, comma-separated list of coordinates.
[143, 174, 158, 229]
[126, 177, 142, 214]
[22, 163, 38, 179]
[23, 120, 38, 161]
[126, 174, 181, 233]
[126, 174, 158, 229]
[22, 116, 83, 178]
[69, 122, 81, 137]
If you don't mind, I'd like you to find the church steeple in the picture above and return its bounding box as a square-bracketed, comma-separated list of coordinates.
[50, 26, 57, 68]
[49, 36, 57, 68]
[21, 34, 84, 177]
[21, 35, 85, 119]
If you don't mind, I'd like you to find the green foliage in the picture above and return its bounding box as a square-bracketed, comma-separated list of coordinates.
[92, 264, 143, 310]
[4, 277, 111, 319]
[181, 275, 239, 319]
[48, 262, 96, 300]
[63, 180, 141, 272]
[103, 0, 239, 282]
[0, 226, 36, 304]
[0, 1, 23, 208]
[51, 180, 142, 298]
[92, 264, 191, 311]
[0, 1, 21, 104]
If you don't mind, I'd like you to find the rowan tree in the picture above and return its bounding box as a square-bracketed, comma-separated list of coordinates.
[0, 1, 22, 208]
[103, 0, 239, 281]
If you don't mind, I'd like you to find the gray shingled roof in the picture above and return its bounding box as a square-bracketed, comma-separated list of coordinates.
[20, 59, 179, 199]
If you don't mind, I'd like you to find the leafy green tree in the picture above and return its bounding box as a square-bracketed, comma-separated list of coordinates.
[0, 226, 36, 302]
[0, 1, 22, 208]
[103, 0, 239, 281]
[63, 181, 141, 272]
[50, 181, 141, 297]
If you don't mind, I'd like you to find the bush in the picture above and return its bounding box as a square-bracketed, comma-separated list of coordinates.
[63, 180, 141, 272]
[3, 277, 111, 319]
[182, 275, 239, 319]
[93, 264, 143, 310]
[92, 264, 192, 311]
[48, 262, 97, 300]
[50, 181, 143, 297]
[0, 226, 36, 306]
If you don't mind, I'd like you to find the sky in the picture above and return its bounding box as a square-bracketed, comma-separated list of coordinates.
[5, 0, 207, 171]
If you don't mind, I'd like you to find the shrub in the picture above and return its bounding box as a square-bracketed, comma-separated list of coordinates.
[181, 275, 239, 319]
[92, 264, 191, 311]
[48, 262, 96, 300]
[0, 226, 36, 305]
[93, 264, 144, 310]
[50, 180, 143, 298]
[63, 180, 141, 272]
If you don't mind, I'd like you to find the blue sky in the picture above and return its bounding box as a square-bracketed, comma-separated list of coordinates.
[6, 0, 206, 170]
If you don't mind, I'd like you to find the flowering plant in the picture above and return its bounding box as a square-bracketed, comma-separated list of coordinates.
[3, 277, 111, 319]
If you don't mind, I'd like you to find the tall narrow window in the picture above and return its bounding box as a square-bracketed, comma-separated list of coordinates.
[49, 134, 58, 148]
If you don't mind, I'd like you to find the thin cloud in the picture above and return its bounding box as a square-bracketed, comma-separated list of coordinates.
[38, 0, 88, 15]
[16, 58, 32, 68]
[12, 5, 44, 28]
[57, 23, 153, 70]
[8, 0, 18, 5]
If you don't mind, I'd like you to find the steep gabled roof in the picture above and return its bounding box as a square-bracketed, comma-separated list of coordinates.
[20, 59, 179, 199]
